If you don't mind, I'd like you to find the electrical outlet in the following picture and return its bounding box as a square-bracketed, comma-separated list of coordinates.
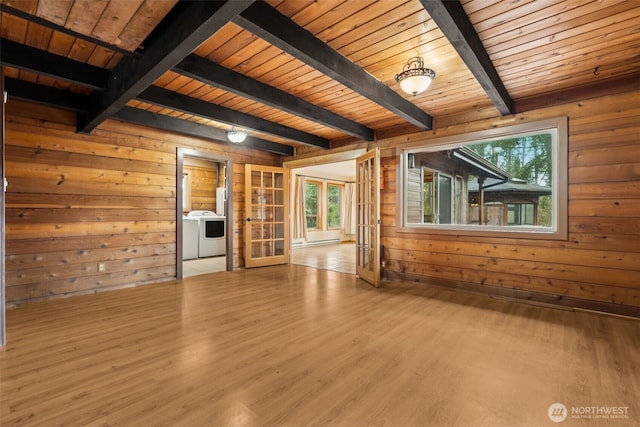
[97, 263, 105, 273]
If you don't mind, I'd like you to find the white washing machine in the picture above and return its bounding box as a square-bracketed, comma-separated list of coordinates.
[187, 210, 226, 257]
[182, 216, 199, 260]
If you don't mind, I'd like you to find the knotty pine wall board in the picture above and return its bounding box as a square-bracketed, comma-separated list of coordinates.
[4, 100, 280, 304]
[377, 90, 639, 312]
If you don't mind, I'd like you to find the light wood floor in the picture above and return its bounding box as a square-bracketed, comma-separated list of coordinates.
[291, 242, 356, 274]
[1, 265, 638, 426]
[183, 243, 356, 278]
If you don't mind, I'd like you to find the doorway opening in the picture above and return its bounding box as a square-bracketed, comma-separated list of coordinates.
[177, 148, 233, 278]
[286, 154, 362, 275]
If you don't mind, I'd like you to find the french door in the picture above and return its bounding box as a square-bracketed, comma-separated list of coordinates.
[356, 148, 380, 287]
[244, 164, 289, 268]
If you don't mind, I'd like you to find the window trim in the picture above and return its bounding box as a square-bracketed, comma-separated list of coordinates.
[305, 179, 345, 232]
[398, 117, 568, 240]
[326, 182, 343, 230]
[305, 179, 322, 230]
[182, 171, 192, 213]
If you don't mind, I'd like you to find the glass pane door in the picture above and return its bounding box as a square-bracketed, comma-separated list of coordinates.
[245, 165, 289, 268]
[356, 148, 380, 287]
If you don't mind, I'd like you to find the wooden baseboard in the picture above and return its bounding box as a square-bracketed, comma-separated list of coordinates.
[384, 270, 640, 319]
[5, 277, 176, 309]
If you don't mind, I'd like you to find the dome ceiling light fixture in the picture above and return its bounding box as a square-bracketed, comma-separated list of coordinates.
[394, 56, 436, 96]
[227, 126, 247, 143]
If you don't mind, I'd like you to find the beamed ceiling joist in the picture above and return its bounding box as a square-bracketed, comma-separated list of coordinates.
[4, 77, 88, 112]
[2, 0, 635, 158]
[1, 1, 434, 154]
[79, 0, 256, 134]
[234, 2, 434, 130]
[5, 77, 294, 154]
[420, 0, 513, 115]
[0, 38, 109, 90]
[138, 86, 330, 148]
[113, 107, 294, 156]
[1, 30, 329, 149]
[175, 54, 374, 141]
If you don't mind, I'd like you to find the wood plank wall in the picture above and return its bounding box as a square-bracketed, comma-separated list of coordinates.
[3, 100, 280, 305]
[378, 90, 639, 315]
[183, 158, 222, 213]
[3, 90, 638, 315]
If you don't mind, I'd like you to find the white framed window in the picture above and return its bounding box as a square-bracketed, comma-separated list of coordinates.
[182, 171, 192, 213]
[401, 117, 568, 239]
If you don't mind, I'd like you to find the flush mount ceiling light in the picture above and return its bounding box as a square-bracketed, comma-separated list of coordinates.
[394, 56, 436, 96]
[227, 126, 247, 144]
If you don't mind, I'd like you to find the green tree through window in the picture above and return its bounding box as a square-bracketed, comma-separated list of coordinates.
[402, 117, 567, 238]
[467, 134, 552, 226]
[305, 182, 318, 229]
[468, 135, 552, 187]
[327, 184, 341, 228]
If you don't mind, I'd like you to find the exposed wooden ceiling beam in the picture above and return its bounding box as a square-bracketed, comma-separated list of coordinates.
[234, 2, 433, 130]
[3, 77, 297, 155]
[0, 38, 109, 90]
[112, 107, 294, 156]
[3, 78, 88, 112]
[175, 54, 374, 141]
[420, 0, 513, 115]
[79, 0, 255, 134]
[138, 86, 329, 149]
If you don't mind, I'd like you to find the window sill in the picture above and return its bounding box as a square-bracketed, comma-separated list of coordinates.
[398, 224, 568, 241]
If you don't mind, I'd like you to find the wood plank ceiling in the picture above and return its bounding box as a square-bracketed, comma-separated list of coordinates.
[1, 0, 639, 155]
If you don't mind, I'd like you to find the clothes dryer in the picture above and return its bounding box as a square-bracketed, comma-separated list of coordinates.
[186, 210, 226, 257]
